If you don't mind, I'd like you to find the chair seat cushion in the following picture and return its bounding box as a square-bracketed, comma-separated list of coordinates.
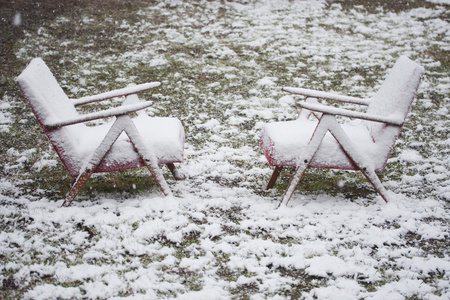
[57, 114, 184, 175]
[261, 119, 385, 171]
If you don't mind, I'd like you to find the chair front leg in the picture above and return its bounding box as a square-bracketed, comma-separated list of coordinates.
[280, 115, 331, 207]
[63, 170, 94, 207]
[62, 118, 125, 207]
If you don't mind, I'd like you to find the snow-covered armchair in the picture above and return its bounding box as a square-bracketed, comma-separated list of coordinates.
[16, 58, 185, 206]
[260, 56, 425, 206]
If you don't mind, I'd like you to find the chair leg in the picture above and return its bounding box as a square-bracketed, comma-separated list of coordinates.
[360, 169, 390, 203]
[326, 116, 390, 203]
[266, 166, 283, 190]
[62, 118, 125, 207]
[280, 163, 309, 208]
[141, 159, 172, 196]
[121, 115, 172, 197]
[62, 169, 94, 207]
[167, 163, 184, 180]
[279, 118, 330, 207]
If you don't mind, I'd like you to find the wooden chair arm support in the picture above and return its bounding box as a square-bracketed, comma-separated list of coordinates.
[283, 87, 370, 106]
[45, 101, 154, 129]
[71, 82, 161, 106]
[296, 101, 404, 125]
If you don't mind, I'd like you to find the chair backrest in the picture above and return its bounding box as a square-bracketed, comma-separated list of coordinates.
[16, 58, 80, 126]
[366, 56, 425, 140]
[16, 58, 83, 175]
[364, 56, 424, 170]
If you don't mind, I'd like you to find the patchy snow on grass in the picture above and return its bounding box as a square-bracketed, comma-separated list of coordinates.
[2, 0, 450, 299]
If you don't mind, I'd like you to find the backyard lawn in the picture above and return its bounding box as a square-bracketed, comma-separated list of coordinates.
[1, 0, 449, 299]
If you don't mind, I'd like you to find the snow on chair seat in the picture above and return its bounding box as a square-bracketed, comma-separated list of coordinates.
[16, 58, 185, 206]
[260, 56, 425, 206]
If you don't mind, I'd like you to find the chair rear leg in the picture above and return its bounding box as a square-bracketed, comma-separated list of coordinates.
[266, 166, 283, 190]
[167, 163, 184, 180]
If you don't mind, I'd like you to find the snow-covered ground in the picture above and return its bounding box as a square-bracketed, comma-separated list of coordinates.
[1, 0, 449, 299]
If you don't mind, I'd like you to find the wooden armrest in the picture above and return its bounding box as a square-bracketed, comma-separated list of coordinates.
[45, 101, 154, 129]
[296, 101, 404, 125]
[283, 87, 370, 106]
[71, 82, 161, 106]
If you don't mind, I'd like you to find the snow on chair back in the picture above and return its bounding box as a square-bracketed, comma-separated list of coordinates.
[364, 56, 425, 169]
[16, 58, 83, 175]
[365, 56, 425, 141]
[16, 58, 79, 126]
